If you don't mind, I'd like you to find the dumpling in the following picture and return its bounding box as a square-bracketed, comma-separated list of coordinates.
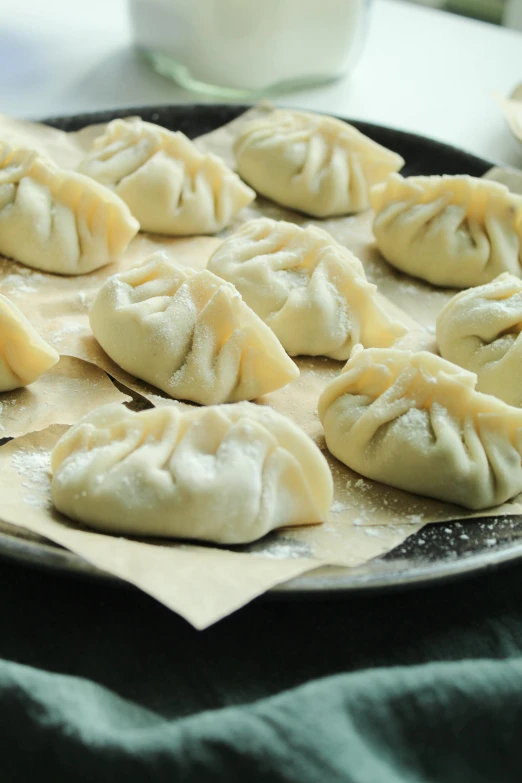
[0, 143, 138, 275]
[89, 253, 299, 404]
[318, 345, 522, 510]
[233, 109, 404, 217]
[0, 293, 59, 391]
[437, 273, 522, 407]
[78, 119, 255, 235]
[208, 218, 409, 359]
[371, 173, 522, 288]
[51, 402, 333, 543]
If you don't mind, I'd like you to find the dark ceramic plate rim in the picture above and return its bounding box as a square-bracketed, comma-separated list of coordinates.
[2, 102, 519, 597]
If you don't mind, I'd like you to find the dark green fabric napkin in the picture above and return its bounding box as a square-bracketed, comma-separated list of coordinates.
[1, 556, 522, 782]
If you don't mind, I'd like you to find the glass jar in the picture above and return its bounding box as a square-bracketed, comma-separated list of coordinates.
[128, 0, 370, 99]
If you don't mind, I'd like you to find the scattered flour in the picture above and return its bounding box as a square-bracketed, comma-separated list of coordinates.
[1, 274, 39, 295]
[49, 322, 86, 345]
[393, 406, 431, 450]
[253, 543, 302, 559]
[10, 447, 52, 508]
[249, 535, 312, 560]
[330, 500, 348, 514]
[0, 398, 21, 431]
[76, 291, 89, 308]
[363, 527, 382, 538]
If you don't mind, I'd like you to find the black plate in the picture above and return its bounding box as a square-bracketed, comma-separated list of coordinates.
[44, 103, 493, 180]
[4, 103, 519, 597]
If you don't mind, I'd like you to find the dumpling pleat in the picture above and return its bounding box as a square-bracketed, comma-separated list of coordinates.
[319, 346, 522, 510]
[89, 254, 299, 405]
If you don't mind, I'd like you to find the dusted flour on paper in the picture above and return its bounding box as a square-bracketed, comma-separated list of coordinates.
[0, 356, 131, 439]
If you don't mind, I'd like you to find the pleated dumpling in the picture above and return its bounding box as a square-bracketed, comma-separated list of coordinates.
[0, 144, 138, 275]
[371, 174, 522, 288]
[51, 402, 333, 543]
[437, 273, 522, 407]
[89, 253, 299, 404]
[233, 109, 404, 217]
[208, 218, 409, 359]
[78, 119, 255, 235]
[318, 345, 522, 510]
[0, 294, 59, 391]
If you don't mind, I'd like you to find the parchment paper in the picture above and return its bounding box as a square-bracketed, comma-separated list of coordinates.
[0, 356, 131, 439]
[0, 426, 318, 630]
[0, 113, 121, 169]
[1, 106, 522, 627]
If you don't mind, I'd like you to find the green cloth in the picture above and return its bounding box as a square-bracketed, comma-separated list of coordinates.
[2, 558, 522, 781]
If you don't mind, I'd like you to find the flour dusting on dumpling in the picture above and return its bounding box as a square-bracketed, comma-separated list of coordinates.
[437, 273, 522, 406]
[79, 119, 255, 235]
[89, 253, 299, 405]
[319, 345, 522, 510]
[371, 174, 522, 288]
[0, 143, 138, 275]
[208, 218, 409, 359]
[51, 402, 333, 544]
[234, 109, 404, 217]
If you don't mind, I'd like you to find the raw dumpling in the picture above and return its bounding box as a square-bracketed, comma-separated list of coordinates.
[437, 273, 522, 407]
[0, 143, 139, 275]
[371, 174, 522, 288]
[0, 294, 59, 391]
[51, 402, 333, 543]
[233, 109, 404, 217]
[318, 345, 522, 510]
[208, 218, 409, 359]
[89, 253, 299, 404]
[78, 119, 255, 235]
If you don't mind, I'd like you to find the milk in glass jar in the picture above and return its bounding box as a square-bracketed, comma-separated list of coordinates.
[128, 0, 369, 97]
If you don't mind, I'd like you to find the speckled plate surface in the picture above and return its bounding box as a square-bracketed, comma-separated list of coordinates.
[2, 103, 521, 596]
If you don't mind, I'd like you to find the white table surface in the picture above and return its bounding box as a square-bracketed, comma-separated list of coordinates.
[1, 0, 521, 166]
